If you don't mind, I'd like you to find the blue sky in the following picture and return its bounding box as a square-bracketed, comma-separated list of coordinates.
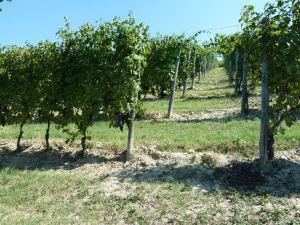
[0, 0, 273, 46]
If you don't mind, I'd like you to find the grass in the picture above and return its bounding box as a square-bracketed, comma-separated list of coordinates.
[0, 68, 298, 156]
[143, 96, 241, 114]
[1, 119, 299, 157]
[0, 168, 299, 224]
[0, 68, 299, 224]
[143, 69, 246, 114]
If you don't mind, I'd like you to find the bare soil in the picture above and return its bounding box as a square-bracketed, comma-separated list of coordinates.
[1, 141, 299, 224]
[1, 140, 299, 197]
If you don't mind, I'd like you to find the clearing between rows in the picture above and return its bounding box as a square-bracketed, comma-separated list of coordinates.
[0, 68, 299, 224]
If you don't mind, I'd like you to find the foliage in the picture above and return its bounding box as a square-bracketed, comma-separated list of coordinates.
[214, 0, 300, 149]
[141, 35, 185, 98]
[0, 0, 11, 11]
[142, 35, 217, 98]
[0, 15, 150, 150]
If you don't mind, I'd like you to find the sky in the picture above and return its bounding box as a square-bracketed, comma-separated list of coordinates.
[0, 0, 273, 46]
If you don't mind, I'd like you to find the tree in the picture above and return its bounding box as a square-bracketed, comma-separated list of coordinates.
[55, 15, 150, 159]
[241, 47, 249, 117]
[0, 0, 12, 11]
[167, 50, 181, 118]
[215, 0, 300, 169]
[141, 35, 186, 99]
[0, 15, 150, 161]
[1, 45, 43, 151]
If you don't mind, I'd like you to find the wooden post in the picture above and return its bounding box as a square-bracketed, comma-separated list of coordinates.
[81, 127, 87, 155]
[229, 58, 233, 83]
[235, 48, 240, 95]
[191, 52, 196, 90]
[241, 48, 249, 117]
[126, 110, 135, 162]
[259, 50, 270, 170]
[45, 119, 51, 150]
[16, 122, 24, 152]
[197, 63, 202, 83]
[168, 51, 181, 118]
[203, 58, 207, 78]
[207, 60, 210, 76]
[182, 50, 191, 98]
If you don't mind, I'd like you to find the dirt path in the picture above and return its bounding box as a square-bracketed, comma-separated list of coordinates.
[1, 141, 299, 197]
[1, 141, 299, 224]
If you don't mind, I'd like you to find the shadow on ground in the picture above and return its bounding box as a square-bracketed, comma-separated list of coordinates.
[197, 85, 232, 91]
[184, 94, 238, 101]
[178, 108, 261, 123]
[149, 108, 261, 124]
[0, 146, 123, 171]
[184, 93, 261, 101]
[116, 158, 300, 197]
[1, 143, 299, 197]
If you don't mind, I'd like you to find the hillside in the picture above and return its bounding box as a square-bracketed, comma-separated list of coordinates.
[0, 68, 299, 225]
